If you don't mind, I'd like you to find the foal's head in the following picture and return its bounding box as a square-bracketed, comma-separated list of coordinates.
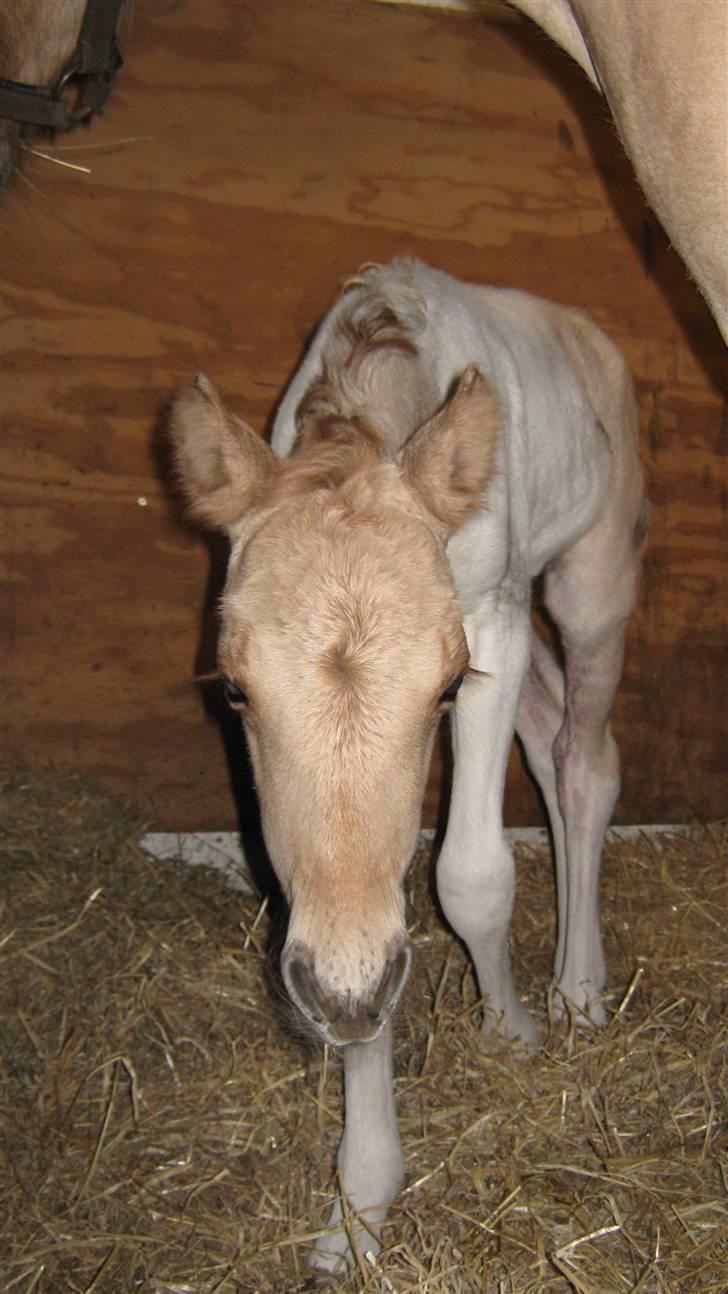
[171, 368, 499, 1045]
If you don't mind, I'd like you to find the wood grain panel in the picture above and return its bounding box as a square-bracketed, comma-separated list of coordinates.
[1, 0, 725, 830]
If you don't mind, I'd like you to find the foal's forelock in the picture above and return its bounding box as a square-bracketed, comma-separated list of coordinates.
[275, 418, 383, 503]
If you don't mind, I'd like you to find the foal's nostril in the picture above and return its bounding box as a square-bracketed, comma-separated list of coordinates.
[285, 956, 328, 1027]
[371, 943, 412, 1018]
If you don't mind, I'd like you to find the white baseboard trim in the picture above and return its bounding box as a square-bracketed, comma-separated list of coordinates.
[141, 824, 691, 895]
[374, 0, 472, 8]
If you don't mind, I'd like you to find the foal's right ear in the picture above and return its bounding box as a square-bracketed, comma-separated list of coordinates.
[169, 374, 278, 532]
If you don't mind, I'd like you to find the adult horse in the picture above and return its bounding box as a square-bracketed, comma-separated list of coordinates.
[512, 0, 727, 341]
[3, 0, 725, 338]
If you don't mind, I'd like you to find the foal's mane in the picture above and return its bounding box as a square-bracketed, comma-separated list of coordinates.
[283, 262, 430, 502]
[296, 304, 418, 431]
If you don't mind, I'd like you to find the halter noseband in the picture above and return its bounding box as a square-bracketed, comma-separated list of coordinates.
[0, 0, 125, 132]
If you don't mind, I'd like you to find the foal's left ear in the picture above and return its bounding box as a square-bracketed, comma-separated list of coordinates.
[398, 366, 500, 533]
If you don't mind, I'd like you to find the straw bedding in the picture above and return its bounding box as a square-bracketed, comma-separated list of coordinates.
[1, 765, 725, 1293]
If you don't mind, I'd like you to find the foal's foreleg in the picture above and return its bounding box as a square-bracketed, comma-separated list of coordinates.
[437, 607, 537, 1044]
[310, 1023, 404, 1274]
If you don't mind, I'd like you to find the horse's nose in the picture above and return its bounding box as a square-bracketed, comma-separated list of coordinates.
[282, 941, 412, 1044]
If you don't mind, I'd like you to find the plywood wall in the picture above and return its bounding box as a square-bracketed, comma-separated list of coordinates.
[1, 0, 725, 830]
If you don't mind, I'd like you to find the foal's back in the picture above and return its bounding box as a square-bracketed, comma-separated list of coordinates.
[272, 258, 639, 597]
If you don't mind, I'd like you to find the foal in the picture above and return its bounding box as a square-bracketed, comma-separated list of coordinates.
[171, 258, 646, 1273]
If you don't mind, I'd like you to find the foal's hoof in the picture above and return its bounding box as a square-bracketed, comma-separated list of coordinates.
[308, 1247, 349, 1279]
[309, 1226, 383, 1284]
[304, 1269, 349, 1292]
[551, 985, 607, 1030]
[308, 1235, 375, 1281]
[482, 1000, 540, 1047]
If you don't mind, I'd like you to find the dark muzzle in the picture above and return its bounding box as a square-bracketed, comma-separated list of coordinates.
[282, 940, 412, 1045]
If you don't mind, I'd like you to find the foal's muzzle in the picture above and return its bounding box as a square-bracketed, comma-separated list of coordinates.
[282, 940, 412, 1045]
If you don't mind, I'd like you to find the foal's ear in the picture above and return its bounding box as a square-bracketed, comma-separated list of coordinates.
[169, 374, 277, 532]
[398, 367, 500, 533]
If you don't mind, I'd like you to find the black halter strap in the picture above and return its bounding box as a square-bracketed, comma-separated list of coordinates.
[0, 0, 125, 131]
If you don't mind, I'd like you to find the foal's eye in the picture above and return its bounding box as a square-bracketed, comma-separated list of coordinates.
[439, 674, 465, 705]
[222, 678, 249, 708]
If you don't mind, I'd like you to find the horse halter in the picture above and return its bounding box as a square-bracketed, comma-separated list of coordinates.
[0, 0, 125, 132]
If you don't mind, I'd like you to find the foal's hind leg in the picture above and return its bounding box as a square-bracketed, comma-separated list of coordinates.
[515, 631, 569, 983]
[542, 509, 644, 1024]
[438, 602, 538, 1044]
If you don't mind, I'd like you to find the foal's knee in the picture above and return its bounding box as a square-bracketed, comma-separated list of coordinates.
[437, 834, 515, 944]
